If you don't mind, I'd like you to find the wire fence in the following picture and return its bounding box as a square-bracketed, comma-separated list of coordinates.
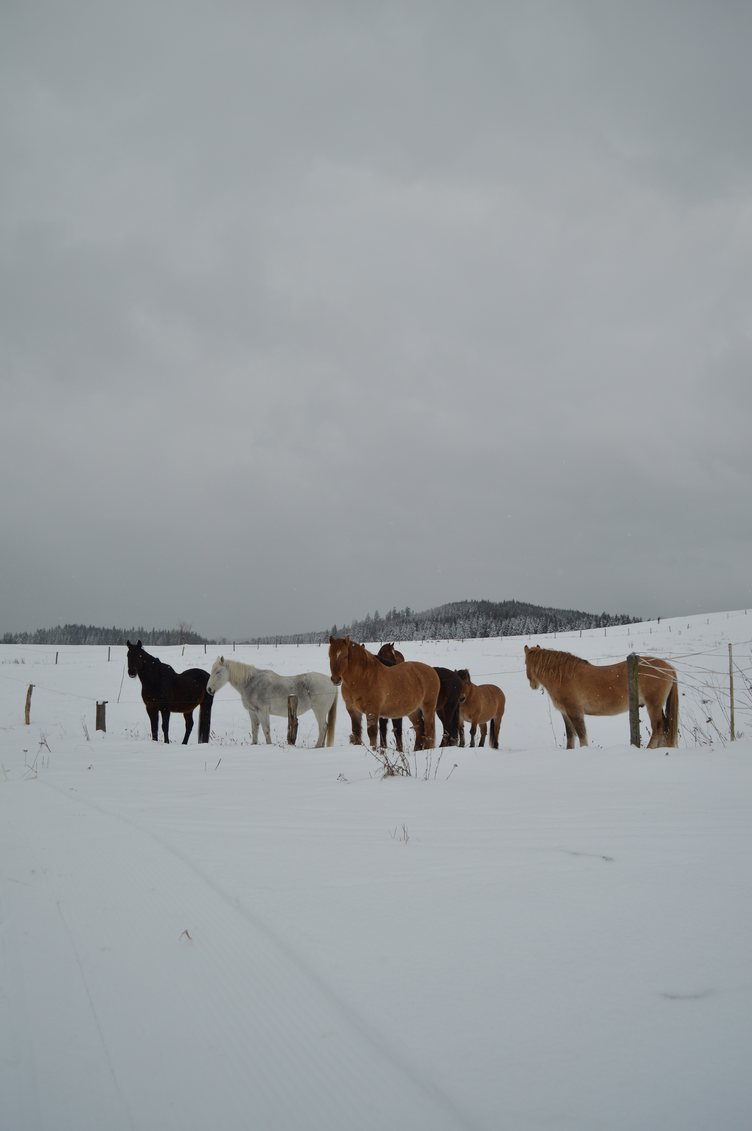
[2, 634, 751, 746]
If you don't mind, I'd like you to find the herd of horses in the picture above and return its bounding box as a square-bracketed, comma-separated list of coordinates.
[126, 635, 679, 751]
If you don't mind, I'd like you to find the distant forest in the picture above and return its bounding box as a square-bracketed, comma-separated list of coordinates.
[1, 624, 208, 647]
[2, 600, 638, 648]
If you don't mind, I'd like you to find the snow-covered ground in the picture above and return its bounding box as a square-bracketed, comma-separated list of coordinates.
[1, 611, 751, 1130]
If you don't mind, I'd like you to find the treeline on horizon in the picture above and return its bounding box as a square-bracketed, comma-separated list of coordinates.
[1, 624, 209, 647]
[1, 600, 639, 649]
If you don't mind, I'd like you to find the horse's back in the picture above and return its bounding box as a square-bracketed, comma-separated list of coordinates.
[376, 659, 440, 711]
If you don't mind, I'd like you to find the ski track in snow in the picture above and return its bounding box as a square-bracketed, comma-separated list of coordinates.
[1, 777, 474, 1131]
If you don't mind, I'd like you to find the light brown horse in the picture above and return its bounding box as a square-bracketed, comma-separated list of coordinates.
[524, 645, 679, 748]
[456, 670, 506, 749]
[329, 636, 440, 750]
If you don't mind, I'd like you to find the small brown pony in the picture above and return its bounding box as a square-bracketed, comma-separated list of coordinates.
[456, 670, 506, 749]
[329, 636, 440, 750]
[524, 645, 679, 748]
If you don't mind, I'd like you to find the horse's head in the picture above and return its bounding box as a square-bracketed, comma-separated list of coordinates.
[524, 645, 541, 689]
[207, 656, 230, 696]
[126, 640, 144, 679]
[328, 635, 351, 685]
[378, 642, 401, 664]
[456, 668, 471, 703]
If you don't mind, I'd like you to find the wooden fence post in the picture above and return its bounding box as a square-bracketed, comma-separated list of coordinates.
[25, 684, 34, 725]
[729, 643, 735, 742]
[287, 695, 298, 745]
[627, 654, 640, 747]
[96, 701, 107, 733]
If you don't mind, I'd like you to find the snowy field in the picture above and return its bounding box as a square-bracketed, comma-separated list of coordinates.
[1, 611, 751, 1131]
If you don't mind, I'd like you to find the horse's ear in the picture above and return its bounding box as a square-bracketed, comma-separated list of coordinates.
[524, 645, 529, 655]
[345, 635, 350, 644]
[329, 635, 334, 643]
[137, 640, 142, 647]
[219, 656, 224, 664]
[127, 640, 131, 647]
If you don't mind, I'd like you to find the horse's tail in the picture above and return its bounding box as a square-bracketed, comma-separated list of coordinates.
[198, 684, 214, 743]
[664, 677, 679, 747]
[325, 690, 338, 747]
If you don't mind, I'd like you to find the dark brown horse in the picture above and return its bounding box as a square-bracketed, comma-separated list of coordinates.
[376, 644, 406, 748]
[127, 640, 213, 744]
[433, 668, 465, 747]
[329, 636, 440, 750]
[524, 645, 678, 748]
[456, 670, 505, 749]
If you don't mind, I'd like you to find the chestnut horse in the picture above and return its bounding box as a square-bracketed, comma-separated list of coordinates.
[378, 642, 405, 665]
[376, 646, 464, 748]
[456, 670, 505, 749]
[329, 636, 440, 750]
[524, 645, 679, 748]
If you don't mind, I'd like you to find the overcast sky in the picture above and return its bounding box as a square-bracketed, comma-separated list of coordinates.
[2, 0, 751, 640]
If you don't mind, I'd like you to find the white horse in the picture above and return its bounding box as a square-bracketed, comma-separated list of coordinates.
[207, 657, 338, 747]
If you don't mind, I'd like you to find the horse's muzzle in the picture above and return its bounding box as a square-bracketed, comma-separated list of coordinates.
[331, 676, 342, 686]
[206, 687, 214, 695]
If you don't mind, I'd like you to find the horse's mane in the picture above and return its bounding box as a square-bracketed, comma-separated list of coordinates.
[528, 648, 590, 679]
[349, 640, 377, 666]
[219, 658, 259, 683]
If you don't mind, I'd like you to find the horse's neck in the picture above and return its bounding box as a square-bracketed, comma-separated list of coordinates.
[348, 646, 374, 679]
[139, 655, 164, 681]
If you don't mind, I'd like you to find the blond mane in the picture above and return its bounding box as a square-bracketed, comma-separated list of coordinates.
[527, 647, 590, 680]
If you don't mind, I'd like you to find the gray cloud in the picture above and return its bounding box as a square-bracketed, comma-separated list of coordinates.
[2, 1, 752, 638]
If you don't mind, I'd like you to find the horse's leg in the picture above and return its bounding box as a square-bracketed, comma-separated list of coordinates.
[366, 713, 379, 748]
[562, 711, 588, 747]
[560, 712, 576, 748]
[413, 710, 425, 751]
[646, 700, 666, 748]
[379, 717, 388, 748]
[436, 706, 447, 746]
[457, 722, 465, 748]
[248, 711, 260, 744]
[416, 696, 434, 750]
[311, 703, 328, 748]
[161, 707, 171, 744]
[258, 709, 272, 744]
[469, 721, 477, 748]
[478, 722, 487, 747]
[198, 694, 212, 743]
[392, 718, 403, 753]
[347, 706, 363, 745]
[147, 706, 159, 742]
[444, 703, 460, 746]
[182, 711, 193, 744]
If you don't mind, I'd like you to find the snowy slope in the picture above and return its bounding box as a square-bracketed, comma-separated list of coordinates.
[1, 611, 751, 1130]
